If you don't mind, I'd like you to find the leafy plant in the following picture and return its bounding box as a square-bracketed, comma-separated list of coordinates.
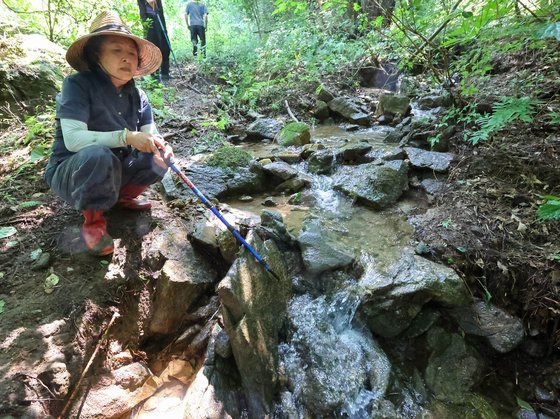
[465, 96, 540, 145]
[537, 195, 560, 221]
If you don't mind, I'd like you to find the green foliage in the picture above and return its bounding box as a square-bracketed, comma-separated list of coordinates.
[465, 96, 540, 145]
[193, 132, 227, 154]
[137, 78, 175, 119]
[206, 145, 252, 169]
[537, 196, 560, 221]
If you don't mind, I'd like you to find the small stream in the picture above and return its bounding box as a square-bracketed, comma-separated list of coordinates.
[220, 121, 516, 417]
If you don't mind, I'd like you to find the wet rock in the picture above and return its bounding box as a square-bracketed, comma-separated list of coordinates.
[313, 100, 330, 120]
[184, 163, 266, 199]
[336, 140, 372, 162]
[277, 122, 311, 146]
[275, 176, 310, 194]
[405, 147, 454, 172]
[273, 150, 302, 163]
[263, 197, 278, 207]
[360, 249, 470, 337]
[449, 301, 525, 353]
[262, 161, 299, 181]
[297, 218, 354, 275]
[365, 146, 406, 162]
[301, 143, 326, 159]
[246, 118, 284, 141]
[417, 93, 453, 110]
[72, 362, 153, 419]
[38, 362, 70, 397]
[333, 160, 409, 209]
[535, 386, 556, 403]
[307, 149, 338, 174]
[424, 328, 485, 403]
[340, 123, 360, 131]
[279, 292, 391, 416]
[239, 195, 253, 202]
[328, 97, 370, 125]
[378, 94, 411, 118]
[316, 85, 335, 103]
[217, 231, 290, 417]
[189, 205, 260, 260]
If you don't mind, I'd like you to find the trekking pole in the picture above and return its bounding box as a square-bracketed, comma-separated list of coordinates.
[164, 157, 281, 280]
[155, 14, 184, 78]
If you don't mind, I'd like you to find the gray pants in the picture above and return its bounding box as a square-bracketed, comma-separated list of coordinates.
[48, 145, 165, 210]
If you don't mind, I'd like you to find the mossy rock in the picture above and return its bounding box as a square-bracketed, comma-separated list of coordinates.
[277, 122, 311, 147]
[206, 146, 253, 169]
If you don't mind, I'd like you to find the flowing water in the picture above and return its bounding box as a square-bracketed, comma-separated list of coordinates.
[225, 122, 511, 417]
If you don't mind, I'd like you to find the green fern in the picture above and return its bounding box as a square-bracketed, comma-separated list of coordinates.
[465, 96, 540, 145]
[537, 196, 560, 221]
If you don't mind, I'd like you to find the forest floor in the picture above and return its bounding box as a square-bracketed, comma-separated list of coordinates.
[0, 41, 559, 416]
[0, 62, 218, 417]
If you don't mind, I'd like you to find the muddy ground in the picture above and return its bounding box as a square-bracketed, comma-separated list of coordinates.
[0, 46, 559, 417]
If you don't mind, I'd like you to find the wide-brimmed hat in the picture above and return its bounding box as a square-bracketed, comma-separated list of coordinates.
[66, 10, 162, 77]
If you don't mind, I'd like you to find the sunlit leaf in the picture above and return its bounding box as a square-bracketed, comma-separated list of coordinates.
[516, 397, 534, 411]
[30, 146, 48, 162]
[44, 273, 60, 294]
[0, 299, 4, 314]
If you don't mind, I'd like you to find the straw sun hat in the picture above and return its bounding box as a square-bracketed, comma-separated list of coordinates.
[66, 10, 162, 77]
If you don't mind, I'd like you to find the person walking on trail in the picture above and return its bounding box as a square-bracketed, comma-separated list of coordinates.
[44, 10, 174, 256]
[138, 0, 171, 81]
[185, 0, 208, 57]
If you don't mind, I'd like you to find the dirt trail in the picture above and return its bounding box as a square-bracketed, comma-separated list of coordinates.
[0, 63, 218, 417]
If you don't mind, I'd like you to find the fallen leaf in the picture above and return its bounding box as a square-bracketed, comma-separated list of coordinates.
[44, 273, 60, 294]
[517, 222, 528, 233]
[497, 261, 508, 275]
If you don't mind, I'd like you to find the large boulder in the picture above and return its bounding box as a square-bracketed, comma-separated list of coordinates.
[297, 218, 354, 275]
[328, 97, 370, 125]
[182, 325, 245, 418]
[189, 204, 260, 263]
[246, 118, 284, 141]
[378, 94, 411, 118]
[217, 231, 291, 417]
[359, 249, 470, 337]
[0, 33, 66, 121]
[404, 147, 454, 172]
[448, 301, 525, 353]
[333, 160, 409, 209]
[143, 221, 219, 335]
[183, 162, 266, 199]
[277, 122, 311, 146]
[69, 363, 155, 418]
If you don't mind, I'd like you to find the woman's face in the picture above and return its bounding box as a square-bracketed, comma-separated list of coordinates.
[98, 35, 139, 87]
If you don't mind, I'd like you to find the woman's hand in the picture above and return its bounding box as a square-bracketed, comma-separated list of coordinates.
[125, 131, 160, 154]
[153, 137, 175, 169]
[126, 131, 175, 169]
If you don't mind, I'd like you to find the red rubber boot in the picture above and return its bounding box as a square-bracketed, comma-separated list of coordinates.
[117, 184, 152, 211]
[82, 210, 114, 256]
